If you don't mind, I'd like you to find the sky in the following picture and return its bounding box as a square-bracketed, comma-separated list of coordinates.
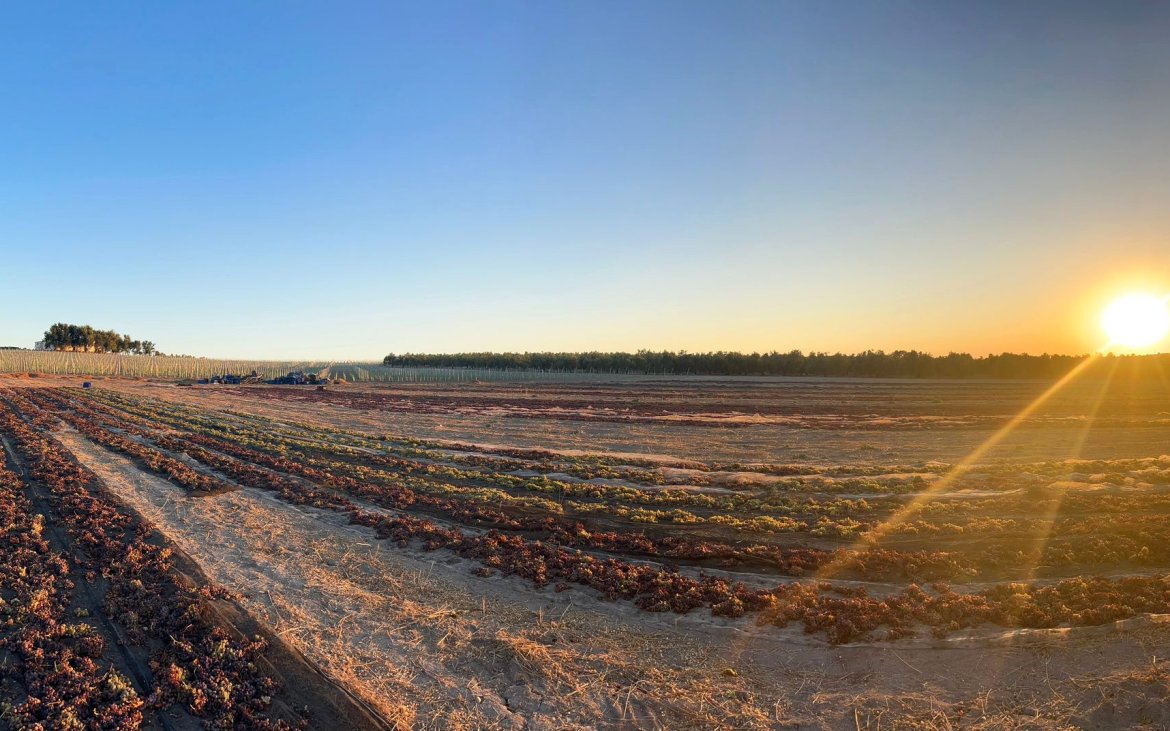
[1, 1, 1168, 360]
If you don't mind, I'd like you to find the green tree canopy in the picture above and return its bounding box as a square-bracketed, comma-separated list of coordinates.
[42, 323, 157, 355]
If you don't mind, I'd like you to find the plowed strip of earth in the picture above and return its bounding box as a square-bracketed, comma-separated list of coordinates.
[56, 428, 1170, 730]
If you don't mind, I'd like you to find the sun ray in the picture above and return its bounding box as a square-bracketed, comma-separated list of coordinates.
[1013, 355, 1118, 586]
[955, 352, 1121, 691]
[700, 295, 1162, 671]
[815, 350, 1106, 581]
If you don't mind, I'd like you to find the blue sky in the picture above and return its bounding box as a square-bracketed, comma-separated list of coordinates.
[1, 1, 1168, 359]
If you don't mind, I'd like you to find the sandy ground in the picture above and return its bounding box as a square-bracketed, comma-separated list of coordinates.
[56, 428, 1170, 730]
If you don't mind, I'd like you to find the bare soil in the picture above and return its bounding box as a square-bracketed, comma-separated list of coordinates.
[67, 375, 1170, 466]
[55, 421, 1170, 730]
[10, 373, 1170, 728]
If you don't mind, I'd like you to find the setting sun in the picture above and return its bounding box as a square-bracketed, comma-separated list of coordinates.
[1101, 293, 1170, 349]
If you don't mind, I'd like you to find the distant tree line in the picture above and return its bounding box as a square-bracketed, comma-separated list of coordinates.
[42, 323, 156, 355]
[382, 349, 1169, 379]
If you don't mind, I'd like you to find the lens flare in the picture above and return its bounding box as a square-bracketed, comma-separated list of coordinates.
[1101, 293, 1170, 349]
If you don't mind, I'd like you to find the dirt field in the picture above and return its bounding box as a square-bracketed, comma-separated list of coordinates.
[3, 373, 1170, 729]
[90, 373, 1170, 464]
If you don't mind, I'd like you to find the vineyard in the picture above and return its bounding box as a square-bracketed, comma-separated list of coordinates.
[3, 376, 1170, 727]
[0, 351, 612, 383]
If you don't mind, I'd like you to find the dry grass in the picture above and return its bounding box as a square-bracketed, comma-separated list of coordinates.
[47, 391, 1170, 731]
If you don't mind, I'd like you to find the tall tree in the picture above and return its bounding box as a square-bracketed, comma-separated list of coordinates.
[40, 323, 156, 355]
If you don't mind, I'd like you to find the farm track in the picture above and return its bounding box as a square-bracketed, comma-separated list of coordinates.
[0, 389, 395, 731]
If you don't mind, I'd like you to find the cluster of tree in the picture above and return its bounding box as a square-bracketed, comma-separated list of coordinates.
[383, 349, 1170, 380]
[42, 323, 156, 355]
